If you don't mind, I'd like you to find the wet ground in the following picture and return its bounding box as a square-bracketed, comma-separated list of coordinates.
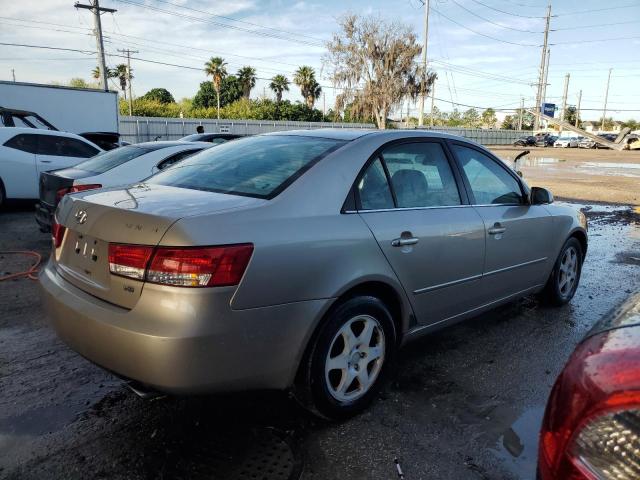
[1, 202, 639, 480]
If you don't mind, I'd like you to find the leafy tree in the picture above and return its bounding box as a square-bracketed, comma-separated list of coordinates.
[141, 88, 175, 104]
[462, 108, 482, 128]
[269, 74, 290, 102]
[325, 14, 435, 129]
[563, 105, 579, 125]
[68, 78, 90, 89]
[481, 108, 497, 128]
[621, 119, 639, 130]
[501, 109, 534, 130]
[91, 66, 101, 80]
[293, 66, 321, 108]
[237, 66, 257, 99]
[193, 77, 243, 110]
[111, 64, 133, 99]
[204, 57, 228, 119]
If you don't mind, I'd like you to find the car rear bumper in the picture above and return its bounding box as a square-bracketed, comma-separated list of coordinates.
[35, 202, 53, 233]
[39, 259, 329, 394]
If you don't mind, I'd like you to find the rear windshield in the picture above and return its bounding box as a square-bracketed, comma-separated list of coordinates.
[148, 135, 346, 199]
[73, 145, 156, 174]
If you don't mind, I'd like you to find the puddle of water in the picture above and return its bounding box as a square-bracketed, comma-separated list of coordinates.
[490, 406, 545, 479]
[583, 162, 640, 170]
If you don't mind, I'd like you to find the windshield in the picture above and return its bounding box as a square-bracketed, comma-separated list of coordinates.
[149, 135, 346, 199]
[73, 145, 154, 174]
[181, 134, 205, 141]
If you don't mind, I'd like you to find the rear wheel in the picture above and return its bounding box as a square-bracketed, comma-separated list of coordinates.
[295, 296, 396, 420]
[541, 237, 583, 306]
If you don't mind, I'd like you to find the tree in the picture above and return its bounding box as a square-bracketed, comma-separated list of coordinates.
[563, 105, 579, 126]
[325, 14, 435, 129]
[502, 109, 534, 130]
[462, 108, 482, 128]
[237, 66, 257, 99]
[111, 64, 133, 99]
[269, 74, 290, 103]
[141, 88, 175, 104]
[204, 57, 228, 119]
[481, 108, 497, 129]
[293, 66, 321, 108]
[192, 77, 243, 110]
[91, 66, 101, 80]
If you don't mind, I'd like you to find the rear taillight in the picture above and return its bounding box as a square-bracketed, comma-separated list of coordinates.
[108, 244, 253, 287]
[539, 333, 640, 480]
[56, 184, 102, 203]
[52, 220, 66, 248]
[108, 244, 154, 280]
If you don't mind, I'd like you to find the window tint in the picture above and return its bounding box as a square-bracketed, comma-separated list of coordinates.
[149, 135, 345, 199]
[73, 145, 150, 174]
[452, 145, 523, 205]
[157, 148, 203, 170]
[37, 135, 99, 158]
[357, 158, 394, 210]
[383, 142, 461, 208]
[3, 134, 38, 153]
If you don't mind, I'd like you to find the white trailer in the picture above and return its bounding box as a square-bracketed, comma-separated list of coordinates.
[0, 81, 119, 135]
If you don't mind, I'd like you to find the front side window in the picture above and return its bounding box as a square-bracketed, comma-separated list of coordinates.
[383, 142, 461, 208]
[37, 135, 99, 158]
[149, 135, 345, 199]
[73, 145, 151, 174]
[3, 134, 38, 153]
[357, 158, 394, 210]
[452, 145, 523, 205]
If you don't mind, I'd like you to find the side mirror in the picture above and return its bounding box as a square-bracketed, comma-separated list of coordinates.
[531, 186, 554, 205]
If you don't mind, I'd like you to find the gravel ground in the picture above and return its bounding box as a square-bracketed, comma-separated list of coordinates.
[1, 201, 639, 480]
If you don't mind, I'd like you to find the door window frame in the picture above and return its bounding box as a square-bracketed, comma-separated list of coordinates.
[345, 137, 471, 213]
[447, 140, 529, 207]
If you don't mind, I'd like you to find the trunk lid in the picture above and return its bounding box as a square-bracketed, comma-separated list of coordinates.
[39, 170, 85, 207]
[54, 183, 263, 308]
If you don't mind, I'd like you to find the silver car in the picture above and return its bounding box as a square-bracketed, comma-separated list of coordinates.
[40, 130, 587, 419]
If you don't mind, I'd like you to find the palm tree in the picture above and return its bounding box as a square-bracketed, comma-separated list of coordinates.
[91, 66, 101, 80]
[204, 57, 228, 119]
[237, 66, 256, 99]
[293, 66, 322, 108]
[269, 75, 290, 103]
[111, 64, 133, 99]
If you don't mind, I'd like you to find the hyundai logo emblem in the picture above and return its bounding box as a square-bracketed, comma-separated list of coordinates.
[75, 209, 88, 225]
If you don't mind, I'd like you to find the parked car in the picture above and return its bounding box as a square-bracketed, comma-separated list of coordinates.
[35, 141, 211, 231]
[0, 127, 101, 207]
[554, 137, 579, 148]
[514, 135, 536, 146]
[538, 292, 640, 480]
[179, 133, 242, 143]
[40, 130, 588, 419]
[536, 135, 557, 147]
[578, 138, 596, 149]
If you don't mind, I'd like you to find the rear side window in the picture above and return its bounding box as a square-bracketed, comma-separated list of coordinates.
[37, 135, 99, 158]
[73, 145, 150, 174]
[149, 135, 346, 199]
[3, 134, 38, 153]
[452, 145, 523, 205]
[157, 149, 203, 170]
[358, 158, 394, 210]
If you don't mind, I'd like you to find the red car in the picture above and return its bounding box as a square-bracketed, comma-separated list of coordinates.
[538, 293, 640, 479]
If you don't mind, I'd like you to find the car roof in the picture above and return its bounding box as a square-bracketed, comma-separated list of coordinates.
[264, 128, 480, 143]
[131, 141, 211, 149]
[0, 126, 91, 141]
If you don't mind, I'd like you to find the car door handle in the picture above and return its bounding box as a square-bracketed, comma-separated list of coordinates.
[391, 237, 419, 247]
[39, 160, 52, 164]
[488, 225, 506, 235]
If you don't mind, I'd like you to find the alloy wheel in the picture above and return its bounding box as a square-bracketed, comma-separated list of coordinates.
[558, 246, 579, 298]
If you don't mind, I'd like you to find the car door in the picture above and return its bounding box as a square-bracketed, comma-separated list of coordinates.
[449, 142, 554, 301]
[1, 133, 38, 198]
[35, 134, 99, 175]
[356, 140, 486, 326]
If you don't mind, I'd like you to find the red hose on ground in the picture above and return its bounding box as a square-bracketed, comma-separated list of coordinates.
[0, 251, 42, 281]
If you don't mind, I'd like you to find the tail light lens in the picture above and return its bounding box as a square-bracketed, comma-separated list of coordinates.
[539, 332, 640, 480]
[108, 243, 253, 287]
[56, 184, 102, 203]
[52, 220, 66, 248]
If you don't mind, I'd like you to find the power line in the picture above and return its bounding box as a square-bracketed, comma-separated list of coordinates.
[553, 20, 638, 31]
[431, 6, 540, 47]
[555, 3, 640, 16]
[0, 42, 96, 55]
[468, 0, 545, 18]
[449, 0, 543, 33]
[553, 35, 640, 46]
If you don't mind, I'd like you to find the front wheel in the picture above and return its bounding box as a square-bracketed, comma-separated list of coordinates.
[541, 237, 583, 306]
[295, 296, 396, 420]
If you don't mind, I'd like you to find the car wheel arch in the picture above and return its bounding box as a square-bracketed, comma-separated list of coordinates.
[569, 229, 588, 259]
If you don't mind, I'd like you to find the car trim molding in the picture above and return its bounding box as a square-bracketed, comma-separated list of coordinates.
[483, 257, 548, 278]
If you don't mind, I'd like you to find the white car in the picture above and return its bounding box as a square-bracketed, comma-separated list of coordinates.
[35, 141, 211, 231]
[0, 127, 102, 206]
[554, 137, 579, 148]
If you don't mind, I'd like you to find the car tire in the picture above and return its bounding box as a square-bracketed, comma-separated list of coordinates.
[294, 295, 396, 420]
[0, 180, 5, 210]
[541, 237, 583, 306]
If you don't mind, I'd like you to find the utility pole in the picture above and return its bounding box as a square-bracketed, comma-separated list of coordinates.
[11, 69, 15, 82]
[518, 97, 524, 130]
[322, 93, 326, 121]
[541, 48, 550, 107]
[118, 48, 138, 116]
[575, 89, 582, 127]
[601, 68, 612, 132]
[534, 3, 552, 132]
[429, 79, 436, 127]
[417, 0, 430, 127]
[559, 73, 570, 130]
[75, 0, 116, 92]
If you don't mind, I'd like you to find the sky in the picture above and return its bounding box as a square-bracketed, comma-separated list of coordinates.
[1, 0, 639, 121]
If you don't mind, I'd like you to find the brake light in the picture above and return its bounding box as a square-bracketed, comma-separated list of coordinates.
[56, 184, 102, 203]
[107, 244, 253, 287]
[538, 332, 640, 480]
[108, 244, 154, 280]
[52, 220, 66, 248]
